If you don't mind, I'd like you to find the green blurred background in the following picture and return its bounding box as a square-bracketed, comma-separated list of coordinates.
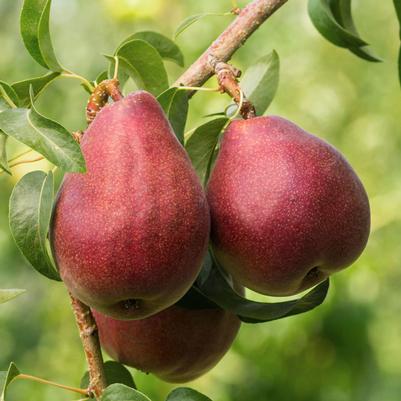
[1, 0, 400, 400]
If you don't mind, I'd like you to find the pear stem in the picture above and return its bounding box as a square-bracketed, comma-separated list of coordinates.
[86, 79, 123, 123]
[105, 80, 124, 102]
[215, 61, 256, 119]
[113, 56, 120, 80]
[70, 294, 107, 399]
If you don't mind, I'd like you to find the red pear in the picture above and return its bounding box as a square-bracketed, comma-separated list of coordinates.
[93, 304, 241, 383]
[51, 91, 210, 319]
[207, 116, 370, 296]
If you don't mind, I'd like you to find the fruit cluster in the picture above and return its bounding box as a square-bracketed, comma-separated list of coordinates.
[50, 91, 370, 382]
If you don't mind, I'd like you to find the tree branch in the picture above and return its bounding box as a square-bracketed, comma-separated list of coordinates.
[175, 0, 288, 88]
[70, 295, 107, 399]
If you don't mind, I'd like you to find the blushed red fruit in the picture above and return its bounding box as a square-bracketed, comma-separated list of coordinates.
[207, 116, 370, 296]
[51, 91, 210, 319]
[93, 304, 241, 383]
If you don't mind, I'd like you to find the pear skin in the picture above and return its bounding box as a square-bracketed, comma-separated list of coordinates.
[93, 305, 241, 383]
[51, 91, 210, 319]
[207, 116, 370, 296]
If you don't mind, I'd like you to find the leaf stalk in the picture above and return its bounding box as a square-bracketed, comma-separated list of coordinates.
[16, 374, 89, 397]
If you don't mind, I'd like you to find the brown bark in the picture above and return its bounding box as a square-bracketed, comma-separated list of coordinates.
[174, 0, 288, 88]
[70, 295, 107, 399]
[215, 62, 256, 119]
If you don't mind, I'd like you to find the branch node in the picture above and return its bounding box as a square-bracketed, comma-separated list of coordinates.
[86, 78, 123, 124]
[215, 62, 256, 120]
[80, 324, 97, 338]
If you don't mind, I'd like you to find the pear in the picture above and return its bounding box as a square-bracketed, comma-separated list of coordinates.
[51, 91, 210, 319]
[207, 116, 370, 296]
[93, 304, 241, 383]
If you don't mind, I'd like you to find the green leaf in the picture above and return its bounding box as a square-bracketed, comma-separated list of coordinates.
[175, 14, 207, 39]
[395, 0, 401, 39]
[394, 0, 401, 85]
[345, 44, 381, 63]
[193, 252, 330, 324]
[398, 47, 401, 87]
[81, 361, 136, 390]
[330, 0, 381, 62]
[0, 82, 20, 108]
[157, 88, 189, 144]
[0, 133, 11, 175]
[0, 98, 9, 113]
[185, 118, 228, 186]
[176, 286, 219, 310]
[166, 388, 213, 401]
[203, 112, 226, 118]
[101, 384, 151, 401]
[174, 13, 231, 39]
[20, 0, 62, 71]
[95, 70, 109, 85]
[119, 31, 184, 66]
[0, 82, 19, 175]
[308, 0, 379, 62]
[0, 89, 85, 173]
[12, 72, 60, 107]
[308, 0, 366, 47]
[9, 171, 60, 281]
[0, 289, 26, 305]
[0, 363, 20, 401]
[108, 40, 168, 96]
[241, 50, 280, 115]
